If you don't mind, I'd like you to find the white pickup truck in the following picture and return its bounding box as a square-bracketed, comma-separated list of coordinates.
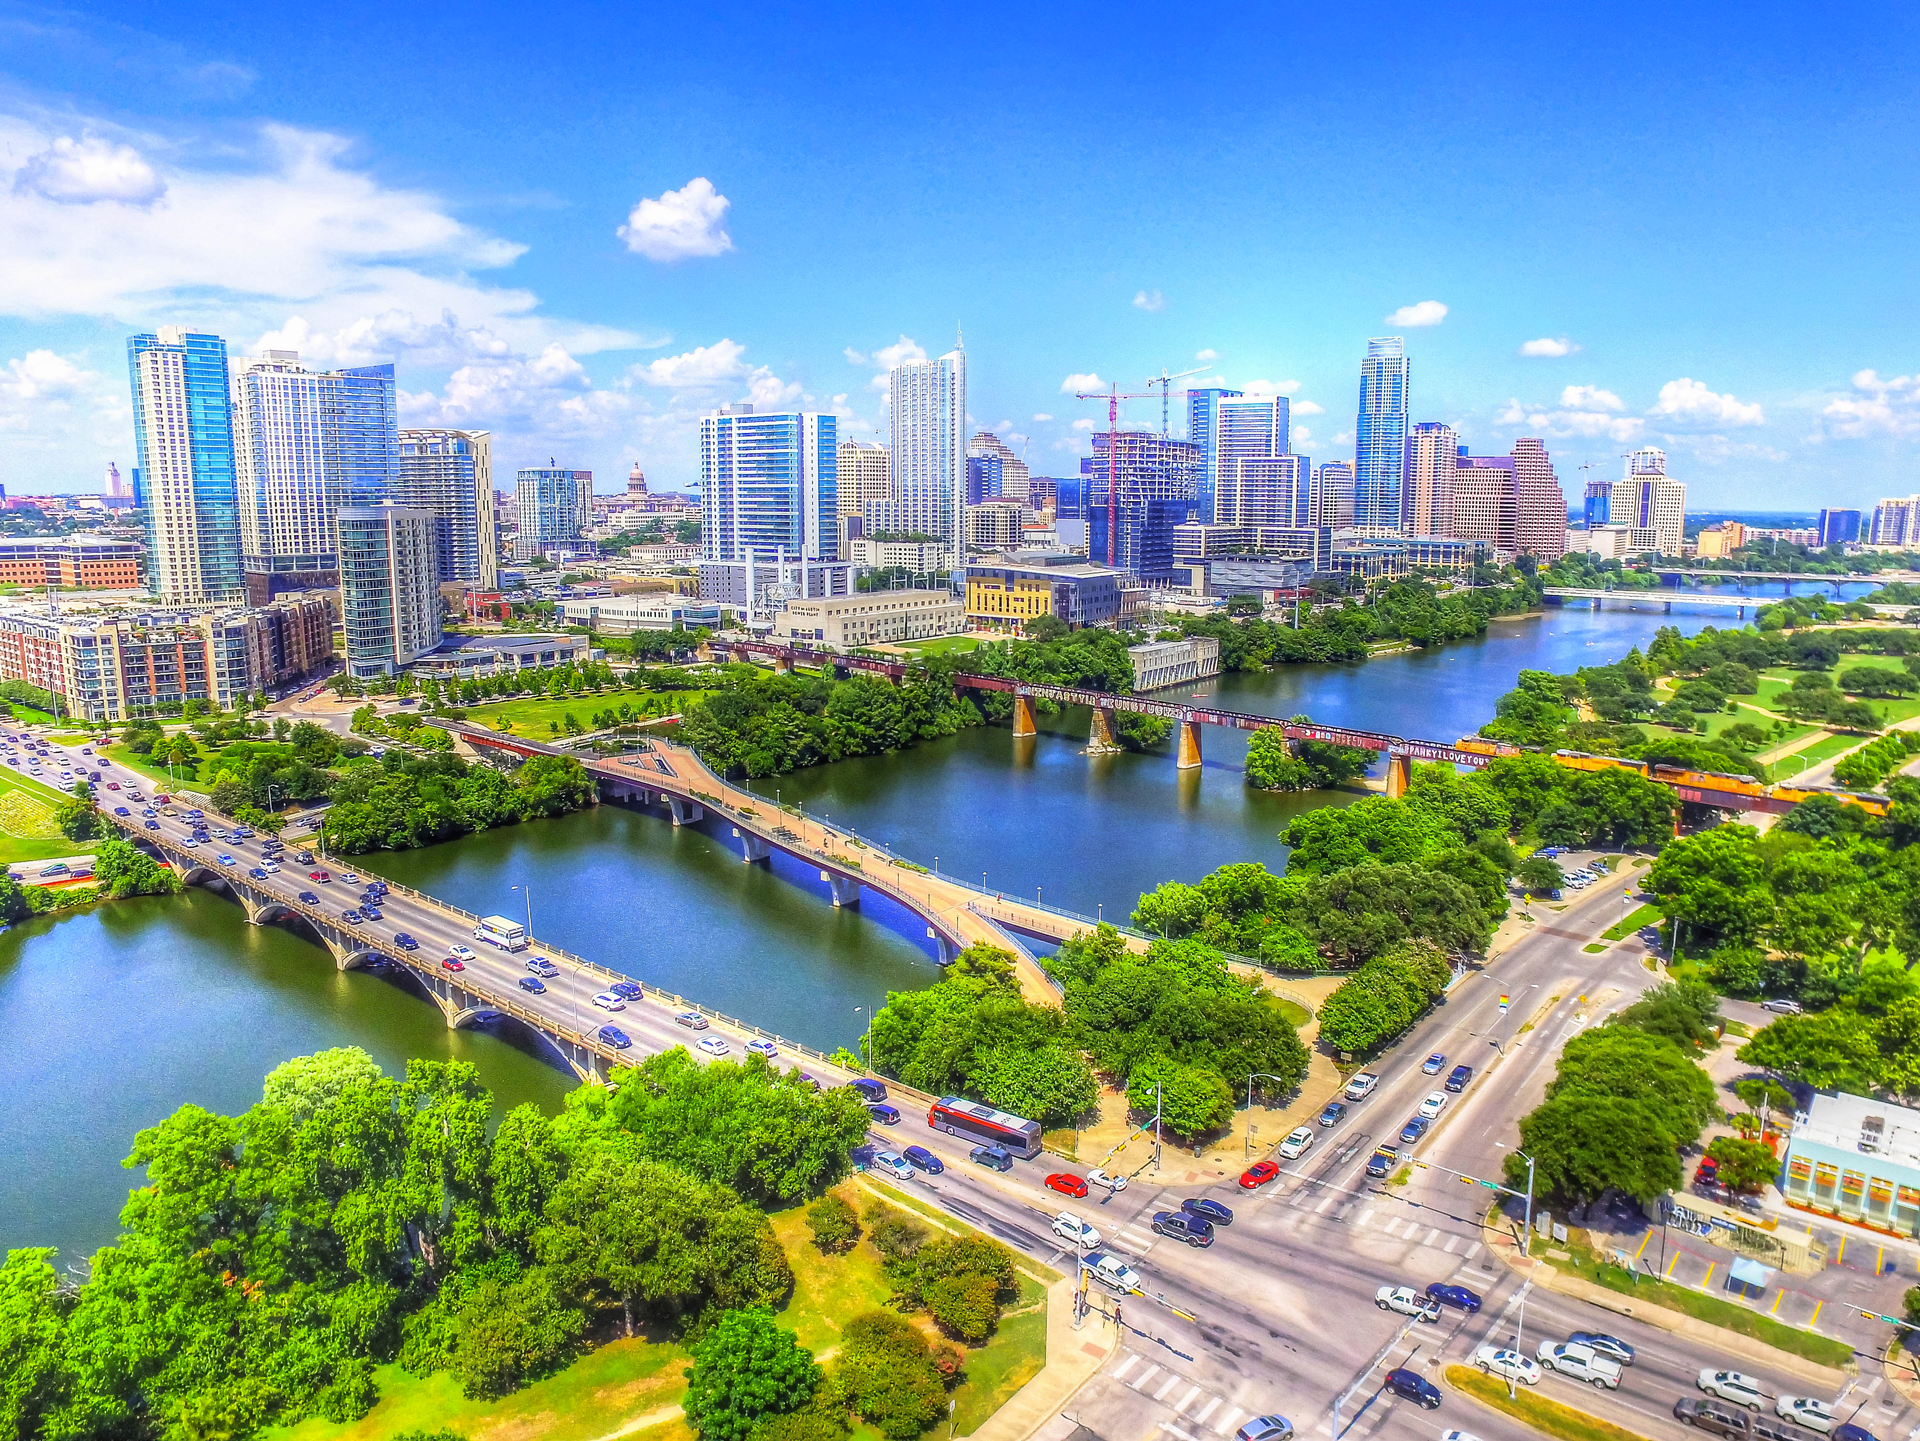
[1375, 1285, 1440, 1322]
[1344, 1072, 1380, 1101]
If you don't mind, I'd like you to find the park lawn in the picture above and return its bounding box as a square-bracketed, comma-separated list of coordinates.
[462, 691, 711, 737]
[0, 766, 98, 866]
[1772, 730, 1872, 780]
[891, 635, 984, 657]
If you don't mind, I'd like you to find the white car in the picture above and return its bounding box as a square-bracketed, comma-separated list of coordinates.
[1762, 998, 1805, 1015]
[1374, 1285, 1440, 1321]
[592, 992, 626, 1011]
[261, 861, 280, 873]
[1418, 1092, 1447, 1120]
[697, 1036, 730, 1057]
[1536, 1341, 1621, 1388]
[447, 944, 476, 962]
[1278, 1126, 1315, 1159]
[874, 1150, 915, 1181]
[1086, 1251, 1141, 1293]
[1777, 1399, 1836, 1433]
[1441, 1431, 1487, 1441]
[1086, 1167, 1129, 1192]
[1473, 1346, 1541, 1385]
[745, 1039, 778, 1059]
[1052, 1212, 1101, 1248]
[1344, 1072, 1380, 1101]
[1699, 1371, 1766, 1411]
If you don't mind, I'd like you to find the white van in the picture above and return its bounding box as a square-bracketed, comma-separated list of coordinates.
[474, 914, 529, 951]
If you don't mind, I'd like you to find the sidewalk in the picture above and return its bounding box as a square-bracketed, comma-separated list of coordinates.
[965, 1277, 1120, 1440]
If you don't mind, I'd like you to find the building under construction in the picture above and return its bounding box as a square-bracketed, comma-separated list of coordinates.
[1081, 431, 1202, 581]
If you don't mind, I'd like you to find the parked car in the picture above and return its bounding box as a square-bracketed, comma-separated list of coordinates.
[1046, 1173, 1089, 1198]
[1375, 1285, 1440, 1322]
[1426, 1282, 1482, 1312]
[1472, 1346, 1540, 1386]
[1181, 1197, 1233, 1225]
[1445, 1064, 1474, 1093]
[1421, 1053, 1447, 1074]
[1537, 1341, 1621, 1388]
[1240, 1160, 1280, 1189]
[1052, 1212, 1100, 1248]
[1318, 1100, 1348, 1127]
[902, 1145, 944, 1174]
[1150, 1210, 1214, 1247]
[1278, 1127, 1315, 1160]
[1382, 1369, 1441, 1409]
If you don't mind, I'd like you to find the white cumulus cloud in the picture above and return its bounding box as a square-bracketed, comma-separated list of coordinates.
[14, 133, 166, 205]
[1823, 369, 1920, 439]
[1292, 425, 1312, 446]
[1194, 348, 1218, 362]
[1237, 378, 1303, 398]
[617, 177, 734, 261]
[1559, 384, 1625, 412]
[872, 336, 925, 369]
[1071, 418, 1096, 431]
[1649, 378, 1765, 429]
[1031, 412, 1053, 422]
[637, 339, 749, 388]
[1061, 372, 1104, 394]
[1292, 399, 1325, 416]
[1520, 336, 1577, 358]
[1495, 394, 1643, 442]
[1386, 300, 1448, 327]
[1133, 289, 1166, 312]
[1, 349, 96, 400]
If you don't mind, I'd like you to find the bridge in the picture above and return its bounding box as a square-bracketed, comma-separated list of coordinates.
[1545, 587, 1912, 620]
[1648, 569, 1909, 586]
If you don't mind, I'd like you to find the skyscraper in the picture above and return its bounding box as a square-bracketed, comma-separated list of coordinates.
[1354, 337, 1409, 531]
[699, 407, 838, 562]
[966, 453, 1002, 506]
[1451, 452, 1518, 556]
[968, 431, 1029, 500]
[1186, 386, 1245, 523]
[397, 429, 497, 589]
[1818, 508, 1863, 547]
[1612, 449, 1686, 557]
[1583, 478, 1613, 529]
[230, 350, 398, 596]
[887, 340, 967, 561]
[127, 327, 244, 603]
[1871, 498, 1917, 547]
[1310, 462, 1356, 530]
[836, 440, 891, 519]
[1510, 438, 1568, 559]
[1217, 455, 1312, 530]
[1083, 432, 1201, 579]
[1402, 422, 1458, 535]
[338, 505, 443, 679]
[515, 465, 594, 559]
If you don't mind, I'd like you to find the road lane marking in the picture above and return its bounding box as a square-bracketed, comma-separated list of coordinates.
[1156, 1374, 1182, 1400]
[1175, 1385, 1202, 1413]
[1317, 1196, 1333, 1213]
[1113, 1352, 1140, 1380]
[1133, 1363, 1163, 1390]
[1195, 1396, 1221, 1424]
[1383, 1217, 1403, 1236]
[1444, 1235, 1459, 1253]
[1158, 1425, 1199, 1441]
[1214, 1406, 1244, 1434]
[1425, 1227, 1441, 1246]
[1465, 1242, 1482, 1258]
[1358, 1207, 1374, 1227]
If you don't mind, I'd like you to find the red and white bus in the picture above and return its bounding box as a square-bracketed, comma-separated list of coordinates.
[928, 1096, 1042, 1159]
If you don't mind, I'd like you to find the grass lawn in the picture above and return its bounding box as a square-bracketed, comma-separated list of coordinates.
[1273, 998, 1313, 1027]
[1601, 903, 1664, 942]
[1770, 730, 1871, 781]
[463, 692, 711, 736]
[0, 766, 97, 866]
[1446, 1364, 1651, 1441]
[890, 636, 984, 657]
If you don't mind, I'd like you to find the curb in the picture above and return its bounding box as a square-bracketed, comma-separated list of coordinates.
[1480, 1211, 1855, 1389]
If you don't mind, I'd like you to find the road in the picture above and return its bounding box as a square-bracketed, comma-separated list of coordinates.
[31, 724, 1913, 1441]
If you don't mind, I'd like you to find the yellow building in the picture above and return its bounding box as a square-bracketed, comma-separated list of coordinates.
[1695, 522, 1746, 559]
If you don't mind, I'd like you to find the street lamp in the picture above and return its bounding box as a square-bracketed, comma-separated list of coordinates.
[852, 1003, 875, 1068]
[1245, 1071, 1289, 1158]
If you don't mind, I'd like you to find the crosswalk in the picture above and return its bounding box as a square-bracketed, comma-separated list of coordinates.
[1109, 1350, 1253, 1436]
[1273, 1192, 1485, 1261]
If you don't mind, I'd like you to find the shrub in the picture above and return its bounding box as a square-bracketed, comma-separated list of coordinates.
[925, 1273, 999, 1343]
[804, 1193, 860, 1254]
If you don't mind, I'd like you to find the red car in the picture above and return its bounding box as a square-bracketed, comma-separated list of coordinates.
[441, 956, 466, 972]
[1239, 1161, 1280, 1189]
[310, 870, 330, 882]
[1044, 1173, 1089, 1198]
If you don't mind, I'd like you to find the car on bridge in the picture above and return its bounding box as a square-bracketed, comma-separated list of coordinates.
[526, 956, 559, 978]
[309, 870, 329, 882]
[597, 1025, 632, 1050]
[145, 820, 159, 830]
[113, 806, 130, 816]
[340, 910, 363, 925]
[591, 992, 626, 1011]
[393, 933, 418, 950]
[179, 837, 198, 848]
[609, 981, 644, 1001]
[1045, 1173, 1088, 1198]
[675, 1010, 709, 1030]
[745, 1039, 778, 1059]
[299, 891, 320, 904]
[440, 956, 465, 972]
[698, 1036, 731, 1058]
[216, 853, 235, 865]
[249, 868, 269, 879]
[448, 944, 476, 962]
[516, 977, 546, 994]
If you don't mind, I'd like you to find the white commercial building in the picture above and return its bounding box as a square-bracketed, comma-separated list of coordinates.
[1127, 636, 1221, 691]
[849, 536, 952, 572]
[965, 501, 1031, 550]
[836, 439, 892, 519]
[876, 340, 967, 565]
[1611, 450, 1686, 557]
[556, 596, 723, 633]
[772, 589, 964, 648]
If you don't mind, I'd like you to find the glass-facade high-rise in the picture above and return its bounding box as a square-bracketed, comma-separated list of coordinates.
[397, 429, 497, 589]
[1186, 387, 1244, 523]
[1354, 336, 1409, 531]
[339, 505, 443, 679]
[1084, 431, 1201, 580]
[514, 466, 595, 559]
[699, 408, 839, 563]
[127, 328, 244, 603]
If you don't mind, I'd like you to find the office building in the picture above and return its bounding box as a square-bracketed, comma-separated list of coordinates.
[0, 535, 143, 590]
[1128, 637, 1221, 691]
[965, 501, 1030, 550]
[1311, 462, 1357, 530]
[1696, 522, 1747, 559]
[1403, 422, 1458, 536]
[397, 428, 497, 591]
[1083, 431, 1201, 580]
[969, 431, 1030, 503]
[773, 589, 965, 647]
[338, 506, 443, 679]
[229, 350, 398, 597]
[966, 452, 1003, 505]
[1510, 438, 1568, 559]
[555, 595, 722, 633]
[699, 407, 838, 569]
[1026, 475, 1060, 513]
[515, 465, 595, 560]
[1612, 450, 1687, 557]
[1186, 387, 1245, 524]
[836, 440, 892, 519]
[848, 536, 951, 572]
[1584, 478, 1613, 530]
[127, 327, 244, 603]
[1819, 508, 1863, 547]
[1450, 452, 1516, 556]
[1354, 337, 1409, 530]
[1206, 554, 1323, 600]
[965, 552, 1122, 631]
[1172, 524, 1253, 565]
[1781, 1091, 1920, 1237]
[411, 632, 594, 678]
[886, 341, 967, 562]
[1218, 456, 1312, 529]
[697, 554, 851, 618]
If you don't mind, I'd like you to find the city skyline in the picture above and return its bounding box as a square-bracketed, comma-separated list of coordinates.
[3, 5, 1918, 509]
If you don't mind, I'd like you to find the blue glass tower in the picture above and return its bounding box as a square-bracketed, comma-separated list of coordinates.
[128, 328, 244, 602]
[1354, 337, 1408, 531]
[699, 408, 839, 562]
[1186, 386, 1244, 524]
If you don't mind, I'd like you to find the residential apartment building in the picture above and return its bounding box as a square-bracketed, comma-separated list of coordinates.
[1402, 422, 1457, 536]
[700, 407, 838, 565]
[965, 553, 1122, 631]
[849, 536, 954, 573]
[339, 506, 443, 679]
[397, 428, 498, 590]
[127, 327, 245, 603]
[229, 350, 398, 595]
[1310, 462, 1357, 530]
[0, 535, 142, 589]
[1511, 438, 1569, 559]
[965, 501, 1030, 550]
[881, 342, 967, 562]
[836, 440, 892, 519]
[1128, 636, 1221, 691]
[1871, 497, 1919, 547]
[1354, 337, 1409, 530]
[1695, 522, 1747, 559]
[773, 589, 965, 647]
[1217, 455, 1311, 530]
[696, 554, 851, 618]
[1186, 387, 1243, 524]
[514, 466, 595, 560]
[1451, 453, 1518, 556]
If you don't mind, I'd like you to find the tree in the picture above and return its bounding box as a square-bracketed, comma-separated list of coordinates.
[683, 1306, 820, 1441]
[804, 1194, 859, 1253]
[92, 837, 180, 897]
[1612, 980, 1722, 1048]
[832, 1311, 949, 1441]
[1548, 1027, 1719, 1144]
[0, 1249, 67, 1441]
[1517, 857, 1563, 895]
[1125, 1055, 1233, 1137]
[55, 794, 100, 841]
[453, 1264, 585, 1399]
[232, 804, 283, 835]
[1705, 1137, 1780, 1193]
[1738, 1011, 1883, 1092]
[1509, 1092, 1684, 1204]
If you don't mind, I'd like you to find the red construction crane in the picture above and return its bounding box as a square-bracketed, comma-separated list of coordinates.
[1074, 381, 1161, 568]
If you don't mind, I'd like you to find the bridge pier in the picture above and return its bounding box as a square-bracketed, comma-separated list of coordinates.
[928, 929, 956, 965]
[1383, 752, 1414, 799]
[774, 655, 794, 674]
[1664, 600, 1672, 613]
[241, 892, 288, 924]
[735, 827, 771, 864]
[824, 871, 861, 907]
[1087, 707, 1121, 754]
[1176, 717, 1203, 769]
[1012, 694, 1036, 738]
[667, 796, 705, 826]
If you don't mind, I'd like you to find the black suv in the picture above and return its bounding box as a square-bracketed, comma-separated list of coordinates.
[1151, 1210, 1214, 1247]
[1674, 1400, 1751, 1439]
[969, 1144, 1012, 1171]
[1383, 1369, 1440, 1409]
[1445, 1064, 1474, 1093]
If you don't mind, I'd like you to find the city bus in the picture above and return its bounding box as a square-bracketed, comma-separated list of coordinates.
[474, 914, 529, 952]
[927, 1096, 1043, 1159]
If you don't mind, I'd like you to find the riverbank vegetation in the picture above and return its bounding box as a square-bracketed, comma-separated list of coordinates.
[322, 752, 598, 854]
[0, 1045, 1033, 1441]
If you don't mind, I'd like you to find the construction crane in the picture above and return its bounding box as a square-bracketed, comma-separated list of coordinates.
[1145, 364, 1212, 436]
[1075, 381, 1163, 567]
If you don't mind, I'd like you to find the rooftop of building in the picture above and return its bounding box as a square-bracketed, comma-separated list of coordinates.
[1792, 1092, 1920, 1170]
[968, 551, 1121, 579]
[784, 589, 958, 611]
[427, 632, 592, 657]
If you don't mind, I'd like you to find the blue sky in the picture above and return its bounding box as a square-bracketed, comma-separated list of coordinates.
[1, 1, 1917, 510]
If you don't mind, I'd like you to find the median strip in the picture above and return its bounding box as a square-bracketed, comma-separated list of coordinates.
[1445, 1364, 1654, 1441]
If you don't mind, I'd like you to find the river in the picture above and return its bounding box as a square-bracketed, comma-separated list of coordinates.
[0, 581, 1873, 1259]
